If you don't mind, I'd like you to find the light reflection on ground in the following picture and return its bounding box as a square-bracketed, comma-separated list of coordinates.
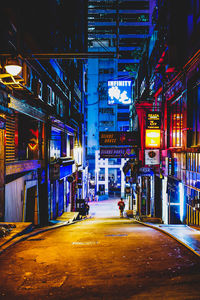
[89, 197, 128, 218]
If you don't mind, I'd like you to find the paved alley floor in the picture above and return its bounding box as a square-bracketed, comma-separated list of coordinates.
[1, 210, 200, 299]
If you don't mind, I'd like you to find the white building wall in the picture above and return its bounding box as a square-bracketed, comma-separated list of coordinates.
[95, 150, 128, 196]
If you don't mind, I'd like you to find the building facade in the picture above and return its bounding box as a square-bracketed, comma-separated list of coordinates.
[0, 0, 88, 224]
[134, 0, 200, 225]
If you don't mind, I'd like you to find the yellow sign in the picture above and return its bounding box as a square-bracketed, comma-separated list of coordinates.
[145, 129, 160, 148]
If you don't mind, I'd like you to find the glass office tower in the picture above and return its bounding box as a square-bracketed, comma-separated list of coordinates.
[87, 0, 154, 197]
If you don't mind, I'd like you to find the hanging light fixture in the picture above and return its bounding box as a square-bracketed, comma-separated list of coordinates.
[5, 58, 22, 76]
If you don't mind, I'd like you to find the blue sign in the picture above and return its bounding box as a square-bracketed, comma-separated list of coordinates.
[60, 165, 72, 179]
[139, 167, 154, 177]
[107, 80, 132, 105]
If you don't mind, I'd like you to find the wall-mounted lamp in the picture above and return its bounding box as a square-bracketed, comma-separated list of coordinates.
[5, 58, 22, 76]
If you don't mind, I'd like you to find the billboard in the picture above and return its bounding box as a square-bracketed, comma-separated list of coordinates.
[107, 80, 132, 105]
[99, 131, 138, 146]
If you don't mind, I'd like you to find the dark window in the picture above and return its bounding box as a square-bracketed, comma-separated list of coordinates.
[187, 80, 200, 146]
[117, 112, 129, 121]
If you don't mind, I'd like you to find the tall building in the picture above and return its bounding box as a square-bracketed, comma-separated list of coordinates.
[87, 0, 154, 198]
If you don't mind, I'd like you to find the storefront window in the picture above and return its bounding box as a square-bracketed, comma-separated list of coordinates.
[187, 80, 200, 146]
[50, 130, 61, 159]
[170, 102, 183, 147]
[99, 168, 105, 181]
[18, 114, 40, 160]
[185, 153, 200, 190]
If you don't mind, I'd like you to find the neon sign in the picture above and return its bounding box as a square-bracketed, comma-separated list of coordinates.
[28, 128, 38, 151]
[145, 129, 160, 148]
[146, 113, 161, 129]
[107, 80, 132, 105]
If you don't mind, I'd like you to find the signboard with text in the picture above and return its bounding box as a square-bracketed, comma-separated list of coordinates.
[145, 129, 160, 148]
[99, 131, 138, 146]
[100, 147, 136, 158]
[146, 112, 161, 129]
[107, 80, 132, 105]
[145, 149, 160, 165]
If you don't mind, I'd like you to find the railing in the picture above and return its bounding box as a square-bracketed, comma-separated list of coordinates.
[186, 204, 200, 227]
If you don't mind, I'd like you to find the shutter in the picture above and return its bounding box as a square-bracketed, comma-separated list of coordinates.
[6, 115, 16, 162]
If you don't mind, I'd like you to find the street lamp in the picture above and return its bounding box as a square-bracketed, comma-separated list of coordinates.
[4, 58, 22, 76]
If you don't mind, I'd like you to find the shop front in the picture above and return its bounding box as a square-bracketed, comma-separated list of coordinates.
[138, 167, 154, 217]
[167, 176, 183, 224]
[49, 161, 75, 219]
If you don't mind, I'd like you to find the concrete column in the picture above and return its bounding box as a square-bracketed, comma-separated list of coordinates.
[105, 161, 108, 194]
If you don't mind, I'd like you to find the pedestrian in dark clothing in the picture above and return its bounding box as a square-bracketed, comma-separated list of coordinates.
[85, 203, 90, 215]
[118, 198, 125, 218]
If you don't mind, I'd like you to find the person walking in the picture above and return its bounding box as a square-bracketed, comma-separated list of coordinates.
[118, 198, 125, 218]
[85, 202, 90, 215]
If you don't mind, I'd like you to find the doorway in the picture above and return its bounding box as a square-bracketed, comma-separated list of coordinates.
[23, 179, 39, 225]
[26, 186, 36, 223]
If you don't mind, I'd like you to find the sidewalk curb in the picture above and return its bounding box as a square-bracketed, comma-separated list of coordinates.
[0, 223, 33, 249]
[0, 215, 92, 255]
[134, 219, 200, 258]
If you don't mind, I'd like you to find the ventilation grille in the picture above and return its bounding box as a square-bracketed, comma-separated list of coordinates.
[6, 115, 16, 162]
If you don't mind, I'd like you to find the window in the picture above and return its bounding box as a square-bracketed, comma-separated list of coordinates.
[25, 65, 32, 89]
[169, 96, 183, 147]
[99, 107, 114, 114]
[18, 114, 40, 160]
[56, 96, 64, 118]
[187, 80, 200, 146]
[120, 125, 129, 131]
[99, 168, 105, 181]
[99, 68, 115, 74]
[52, 91, 55, 105]
[47, 85, 52, 105]
[37, 79, 43, 100]
[60, 99, 64, 117]
[117, 112, 129, 121]
[99, 121, 114, 127]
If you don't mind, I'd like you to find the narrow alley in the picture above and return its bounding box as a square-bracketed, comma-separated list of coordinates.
[0, 199, 200, 299]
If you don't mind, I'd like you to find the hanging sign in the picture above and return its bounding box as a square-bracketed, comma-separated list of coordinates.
[100, 147, 136, 158]
[145, 129, 160, 148]
[145, 149, 160, 165]
[99, 131, 138, 146]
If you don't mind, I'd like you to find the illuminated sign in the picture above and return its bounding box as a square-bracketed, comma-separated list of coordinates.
[107, 80, 132, 105]
[146, 113, 161, 129]
[172, 113, 182, 147]
[145, 129, 160, 148]
[99, 131, 138, 146]
[100, 147, 136, 158]
[28, 128, 38, 151]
